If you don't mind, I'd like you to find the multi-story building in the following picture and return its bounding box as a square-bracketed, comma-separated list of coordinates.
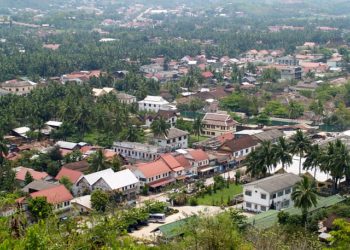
[112, 141, 165, 161]
[202, 112, 238, 137]
[138, 95, 170, 112]
[0, 79, 37, 95]
[243, 173, 301, 212]
[153, 127, 189, 149]
[281, 66, 302, 81]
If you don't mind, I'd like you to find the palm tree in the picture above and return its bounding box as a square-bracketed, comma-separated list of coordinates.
[151, 117, 170, 138]
[259, 140, 277, 174]
[192, 117, 203, 142]
[290, 130, 311, 175]
[89, 149, 108, 172]
[273, 137, 292, 170]
[303, 144, 323, 181]
[291, 176, 318, 224]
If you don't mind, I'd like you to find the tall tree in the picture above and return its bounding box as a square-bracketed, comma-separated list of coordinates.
[151, 117, 170, 138]
[290, 130, 311, 175]
[24, 171, 34, 185]
[192, 117, 203, 141]
[88, 149, 109, 173]
[273, 137, 292, 170]
[303, 144, 323, 181]
[0, 136, 8, 166]
[291, 176, 318, 224]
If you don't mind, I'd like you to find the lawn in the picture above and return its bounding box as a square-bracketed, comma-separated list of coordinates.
[196, 184, 243, 206]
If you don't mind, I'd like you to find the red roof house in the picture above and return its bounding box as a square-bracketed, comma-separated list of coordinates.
[55, 167, 83, 184]
[16, 167, 49, 182]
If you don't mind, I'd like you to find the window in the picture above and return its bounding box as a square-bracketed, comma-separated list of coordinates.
[245, 149, 249, 153]
[285, 188, 291, 194]
[245, 190, 252, 196]
[246, 202, 252, 208]
[261, 194, 266, 199]
[283, 200, 290, 207]
[278, 191, 284, 197]
[261, 206, 267, 211]
[272, 193, 276, 199]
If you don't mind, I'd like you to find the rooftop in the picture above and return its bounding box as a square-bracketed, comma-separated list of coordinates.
[15, 167, 49, 182]
[244, 173, 301, 193]
[55, 167, 83, 184]
[56, 141, 78, 150]
[22, 180, 59, 193]
[29, 185, 73, 204]
[154, 127, 189, 140]
[252, 129, 283, 142]
[134, 160, 171, 178]
[113, 141, 163, 153]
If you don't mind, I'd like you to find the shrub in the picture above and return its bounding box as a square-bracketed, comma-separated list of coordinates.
[189, 197, 198, 206]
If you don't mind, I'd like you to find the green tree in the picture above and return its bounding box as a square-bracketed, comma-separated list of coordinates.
[28, 197, 52, 221]
[151, 117, 170, 137]
[290, 130, 311, 175]
[91, 189, 109, 212]
[88, 149, 109, 172]
[329, 219, 350, 249]
[0, 136, 8, 166]
[59, 176, 73, 192]
[291, 176, 318, 224]
[303, 144, 323, 181]
[273, 137, 292, 170]
[288, 101, 304, 119]
[192, 117, 203, 141]
[24, 171, 34, 185]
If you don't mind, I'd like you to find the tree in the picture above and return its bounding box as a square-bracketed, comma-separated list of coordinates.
[24, 171, 34, 185]
[192, 117, 203, 141]
[151, 117, 170, 137]
[88, 149, 108, 172]
[290, 130, 311, 175]
[291, 176, 317, 224]
[47, 146, 63, 162]
[91, 189, 109, 212]
[273, 137, 292, 170]
[288, 101, 304, 119]
[28, 197, 52, 221]
[303, 144, 323, 181]
[59, 176, 73, 192]
[0, 136, 8, 166]
[247, 141, 277, 178]
[329, 219, 350, 249]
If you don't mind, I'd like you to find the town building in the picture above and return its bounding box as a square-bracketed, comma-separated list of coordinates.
[129, 160, 174, 189]
[15, 167, 50, 186]
[0, 79, 37, 95]
[116, 92, 137, 104]
[145, 110, 178, 128]
[17, 185, 73, 215]
[243, 173, 301, 212]
[153, 127, 189, 149]
[276, 56, 299, 66]
[75, 169, 139, 202]
[202, 112, 238, 137]
[138, 95, 170, 112]
[281, 66, 302, 81]
[112, 141, 165, 161]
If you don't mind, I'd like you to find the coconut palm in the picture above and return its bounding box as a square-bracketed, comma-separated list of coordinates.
[291, 176, 318, 224]
[246, 141, 276, 178]
[290, 130, 311, 175]
[259, 140, 277, 174]
[151, 117, 170, 138]
[273, 137, 292, 170]
[303, 144, 323, 181]
[89, 149, 108, 172]
[192, 117, 203, 142]
[245, 150, 265, 178]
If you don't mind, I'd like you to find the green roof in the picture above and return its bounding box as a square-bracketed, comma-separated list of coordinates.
[247, 195, 345, 229]
[157, 217, 193, 238]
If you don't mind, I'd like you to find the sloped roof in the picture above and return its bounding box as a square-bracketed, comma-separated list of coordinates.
[135, 160, 172, 178]
[202, 113, 237, 126]
[30, 185, 73, 204]
[219, 135, 259, 153]
[174, 154, 191, 169]
[154, 127, 189, 140]
[56, 141, 78, 150]
[186, 149, 209, 161]
[160, 154, 181, 170]
[244, 173, 301, 193]
[15, 167, 49, 181]
[62, 160, 90, 173]
[80, 168, 115, 185]
[95, 169, 139, 190]
[22, 180, 58, 193]
[55, 167, 83, 184]
[252, 129, 283, 142]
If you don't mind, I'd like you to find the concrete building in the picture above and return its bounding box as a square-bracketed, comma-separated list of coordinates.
[112, 141, 165, 161]
[202, 112, 238, 137]
[0, 79, 37, 95]
[281, 66, 302, 81]
[138, 95, 170, 112]
[243, 173, 301, 212]
[153, 127, 189, 149]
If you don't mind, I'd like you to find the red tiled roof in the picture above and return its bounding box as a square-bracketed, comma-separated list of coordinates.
[219, 135, 259, 153]
[187, 149, 209, 162]
[30, 185, 73, 204]
[16, 167, 48, 181]
[62, 160, 90, 173]
[160, 154, 181, 170]
[135, 160, 171, 178]
[149, 177, 176, 188]
[174, 154, 191, 169]
[80, 146, 101, 154]
[216, 132, 235, 144]
[55, 167, 83, 184]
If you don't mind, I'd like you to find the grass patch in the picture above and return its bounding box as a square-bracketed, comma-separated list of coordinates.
[196, 184, 243, 206]
[189, 134, 208, 146]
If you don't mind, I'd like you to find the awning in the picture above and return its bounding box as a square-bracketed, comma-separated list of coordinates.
[199, 166, 217, 173]
[149, 178, 176, 188]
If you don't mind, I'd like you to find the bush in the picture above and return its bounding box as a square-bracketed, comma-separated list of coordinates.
[189, 197, 198, 206]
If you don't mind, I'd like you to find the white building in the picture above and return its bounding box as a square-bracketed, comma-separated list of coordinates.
[243, 173, 301, 212]
[153, 127, 189, 149]
[112, 141, 165, 161]
[138, 95, 169, 112]
[76, 169, 140, 201]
